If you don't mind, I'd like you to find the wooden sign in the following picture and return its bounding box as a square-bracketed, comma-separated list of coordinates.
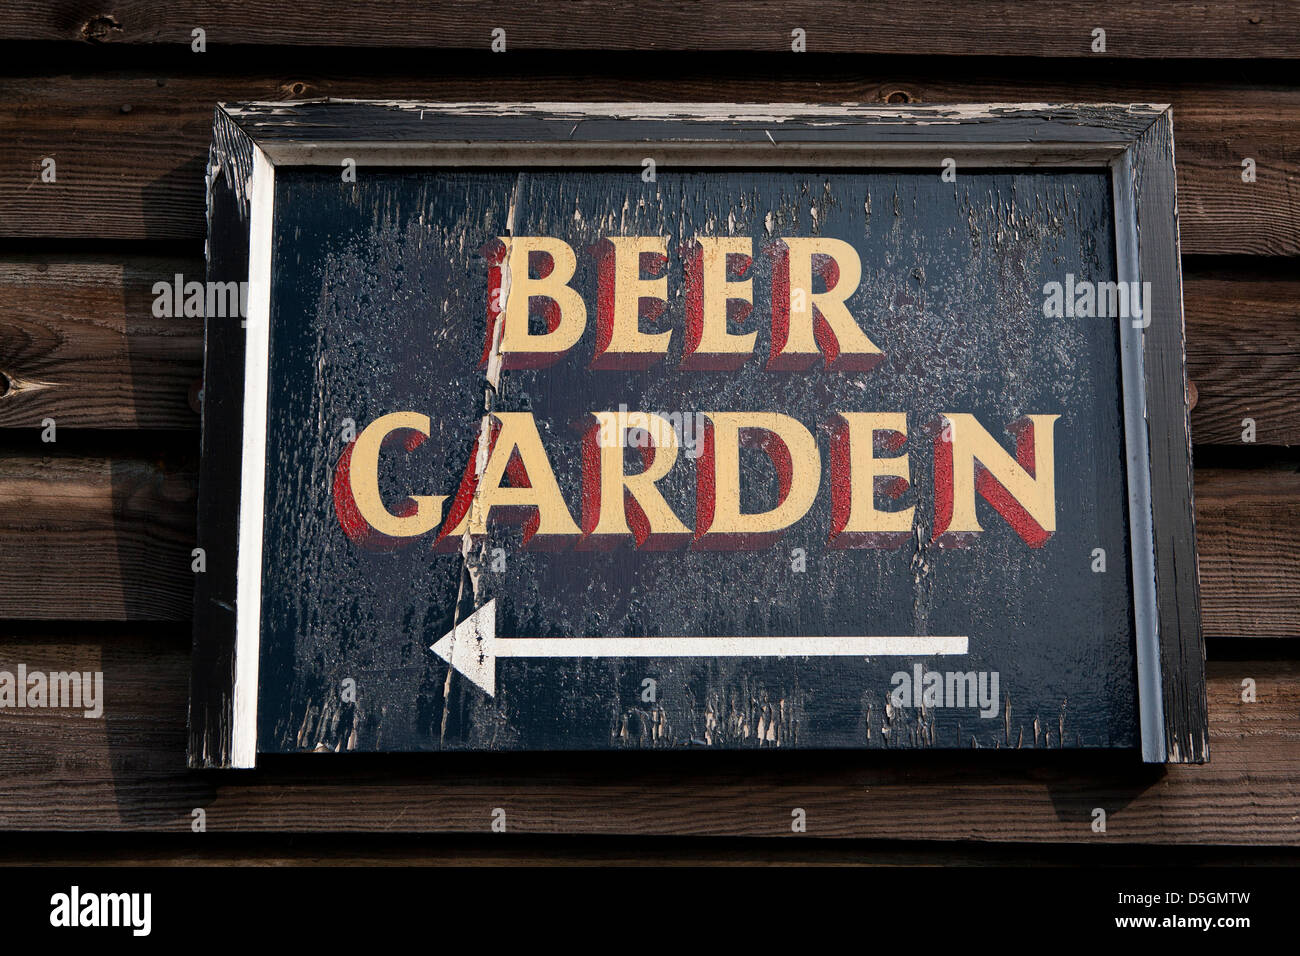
[189, 102, 1206, 768]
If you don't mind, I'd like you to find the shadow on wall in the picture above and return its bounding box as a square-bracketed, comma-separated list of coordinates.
[101, 158, 208, 819]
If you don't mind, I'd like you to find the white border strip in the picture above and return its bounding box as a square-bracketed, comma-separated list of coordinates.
[1112, 149, 1166, 763]
[231, 145, 276, 769]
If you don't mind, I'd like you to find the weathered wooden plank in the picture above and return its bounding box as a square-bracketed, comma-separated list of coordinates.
[1, 257, 1295, 440]
[0, 70, 1296, 253]
[1195, 467, 1300, 638]
[0, 636, 1293, 842]
[0, 455, 1294, 635]
[0, 455, 196, 620]
[0, 256, 201, 430]
[1, 1, 1296, 57]
[227, 99, 1163, 146]
[1127, 109, 1206, 762]
[1186, 270, 1300, 446]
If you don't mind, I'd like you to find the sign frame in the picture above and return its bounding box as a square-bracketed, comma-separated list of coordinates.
[189, 101, 1205, 768]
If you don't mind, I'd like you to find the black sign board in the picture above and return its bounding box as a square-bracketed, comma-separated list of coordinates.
[190, 103, 1206, 767]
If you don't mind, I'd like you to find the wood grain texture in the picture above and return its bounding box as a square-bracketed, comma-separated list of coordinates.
[0, 455, 1294, 636]
[0, 4, 1290, 860]
[0, 67, 1296, 253]
[1186, 269, 1300, 446]
[1, 1, 1297, 57]
[0, 634, 1294, 842]
[224, 99, 1163, 144]
[1, 260, 1295, 439]
[1196, 466, 1300, 638]
[1127, 110, 1206, 762]
[0, 256, 202, 430]
[0, 455, 196, 620]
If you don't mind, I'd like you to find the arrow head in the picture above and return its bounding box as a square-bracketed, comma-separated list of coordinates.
[430, 599, 497, 696]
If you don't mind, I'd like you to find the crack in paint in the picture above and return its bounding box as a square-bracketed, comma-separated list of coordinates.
[439, 172, 521, 745]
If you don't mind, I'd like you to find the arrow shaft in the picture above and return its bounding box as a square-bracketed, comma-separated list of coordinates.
[493, 635, 967, 658]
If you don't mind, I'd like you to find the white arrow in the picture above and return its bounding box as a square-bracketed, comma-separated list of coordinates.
[431, 599, 968, 697]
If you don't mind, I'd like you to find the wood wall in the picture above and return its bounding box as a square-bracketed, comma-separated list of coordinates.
[1, 2, 1297, 863]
